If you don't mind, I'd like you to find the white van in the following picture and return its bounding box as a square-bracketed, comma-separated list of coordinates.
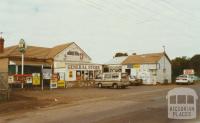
[175, 75, 194, 84]
[95, 73, 129, 89]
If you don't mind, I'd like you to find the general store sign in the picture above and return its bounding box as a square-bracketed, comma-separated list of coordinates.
[68, 64, 101, 70]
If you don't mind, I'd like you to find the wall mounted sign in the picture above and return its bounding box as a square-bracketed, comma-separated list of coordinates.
[68, 64, 101, 70]
[133, 64, 141, 69]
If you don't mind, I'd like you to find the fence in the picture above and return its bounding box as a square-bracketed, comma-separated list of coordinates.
[0, 72, 9, 101]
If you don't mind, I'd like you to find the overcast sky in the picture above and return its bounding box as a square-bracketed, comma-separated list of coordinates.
[0, 0, 200, 63]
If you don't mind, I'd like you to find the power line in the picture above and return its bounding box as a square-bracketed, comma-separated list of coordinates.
[160, 0, 200, 22]
[80, 0, 159, 25]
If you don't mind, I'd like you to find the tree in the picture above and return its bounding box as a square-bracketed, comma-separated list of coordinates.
[171, 56, 191, 81]
[114, 52, 128, 58]
[190, 54, 200, 76]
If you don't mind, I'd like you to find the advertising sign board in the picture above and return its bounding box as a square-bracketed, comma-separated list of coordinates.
[183, 69, 194, 75]
[42, 69, 52, 79]
[32, 73, 40, 85]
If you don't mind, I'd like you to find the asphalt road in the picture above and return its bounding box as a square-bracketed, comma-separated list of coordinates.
[1, 84, 200, 123]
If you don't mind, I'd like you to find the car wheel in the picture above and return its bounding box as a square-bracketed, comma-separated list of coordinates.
[98, 83, 102, 88]
[113, 84, 118, 89]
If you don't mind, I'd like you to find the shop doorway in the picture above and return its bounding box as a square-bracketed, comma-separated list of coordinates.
[125, 69, 131, 75]
[76, 71, 81, 81]
[89, 71, 94, 80]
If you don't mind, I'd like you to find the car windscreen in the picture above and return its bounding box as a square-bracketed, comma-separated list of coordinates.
[179, 75, 187, 78]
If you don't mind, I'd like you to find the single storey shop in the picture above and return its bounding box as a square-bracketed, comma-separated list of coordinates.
[105, 52, 172, 85]
[0, 37, 102, 87]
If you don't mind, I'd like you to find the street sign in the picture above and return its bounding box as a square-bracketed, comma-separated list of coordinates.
[18, 39, 26, 53]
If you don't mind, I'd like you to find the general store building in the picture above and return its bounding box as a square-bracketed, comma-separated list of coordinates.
[0, 37, 101, 84]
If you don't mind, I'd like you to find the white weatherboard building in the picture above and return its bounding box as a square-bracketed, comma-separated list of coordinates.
[53, 42, 102, 81]
[105, 52, 172, 85]
[122, 52, 172, 84]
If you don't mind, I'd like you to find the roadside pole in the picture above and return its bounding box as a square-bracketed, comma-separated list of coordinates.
[18, 39, 26, 89]
[42, 65, 44, 91]
[21, 53, 24, 88]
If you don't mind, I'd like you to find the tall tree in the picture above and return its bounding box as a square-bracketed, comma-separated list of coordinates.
[190, 54, 200, 76]
[171, 56, 191, 81]
[114, 52, 128, 57]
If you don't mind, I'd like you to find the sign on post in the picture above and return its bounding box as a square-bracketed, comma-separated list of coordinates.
[42, 69, 52, 79]
[8, 76, 14, 84]
[26, 76, 32, 84]
[32, 73, 40, 85]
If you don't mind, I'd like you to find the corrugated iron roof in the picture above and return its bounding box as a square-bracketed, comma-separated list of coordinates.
[0, 42, 74, 60]
[105, 56, 128, 65]
[122, 52, 169, 64]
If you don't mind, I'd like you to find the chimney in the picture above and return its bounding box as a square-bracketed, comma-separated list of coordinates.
[0, 36, 5, 53]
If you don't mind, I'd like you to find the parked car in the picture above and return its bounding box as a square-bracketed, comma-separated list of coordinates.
[193, 75, 200, 82]
[95, 72, 129, 89]
[175, 75, 195, 84]
[129, 75, 143, 86]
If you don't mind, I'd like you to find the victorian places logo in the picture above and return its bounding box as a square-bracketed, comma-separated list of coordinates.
[166, 87, 198, 120]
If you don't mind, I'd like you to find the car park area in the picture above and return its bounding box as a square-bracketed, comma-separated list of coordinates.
[1, 83, 200, 123]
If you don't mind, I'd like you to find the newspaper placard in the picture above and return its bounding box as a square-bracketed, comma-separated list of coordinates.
[42, 69, 52, 80]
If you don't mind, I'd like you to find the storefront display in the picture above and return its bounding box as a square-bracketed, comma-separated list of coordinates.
[66, 64, 102, 81]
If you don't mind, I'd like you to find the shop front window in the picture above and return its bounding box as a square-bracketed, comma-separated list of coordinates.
[76, 71, 81, 81]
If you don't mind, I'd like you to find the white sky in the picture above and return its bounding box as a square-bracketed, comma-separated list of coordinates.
[0, 0, 200, 63]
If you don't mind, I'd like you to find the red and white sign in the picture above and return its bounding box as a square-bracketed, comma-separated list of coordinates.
[183, 69, 195, 75]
